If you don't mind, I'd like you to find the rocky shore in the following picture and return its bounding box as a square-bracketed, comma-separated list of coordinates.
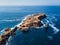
[0, 27, 18, 45]
[0, 13, 47, 45]
[17, 14, 47, 31]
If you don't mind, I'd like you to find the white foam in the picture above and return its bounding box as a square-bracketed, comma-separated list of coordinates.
[6, 36, 12, 45]
[0, 30, 4, 35]
[48, 36, 53, 40]
[47, 16, 58, 23]
[0, 14, 59, 44]
[53, 16, 58, 21]
[41, 21, 45, 28]
[46, 19, 59, 34]
[16, 15, 31, 27]
[0, 14, 31, 35]
[49, 24, 59, 34]
[6, 15, 31, 45]
[0, 19, 21, 22]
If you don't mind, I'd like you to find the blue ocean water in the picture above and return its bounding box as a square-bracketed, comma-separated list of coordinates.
[0, 6, 60, 45]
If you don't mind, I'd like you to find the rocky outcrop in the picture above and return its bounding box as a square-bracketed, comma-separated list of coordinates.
[17, 14, 47, 31]
[0, 13, 47, 45]
[0, 27, 17, 45]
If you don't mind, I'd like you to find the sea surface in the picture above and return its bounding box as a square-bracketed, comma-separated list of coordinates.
[0, 6, 60, 45]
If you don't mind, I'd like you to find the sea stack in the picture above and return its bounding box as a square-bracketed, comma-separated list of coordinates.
[17, 14, 47, 31]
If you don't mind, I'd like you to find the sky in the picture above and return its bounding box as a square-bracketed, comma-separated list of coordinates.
[0, 0, 60, 6]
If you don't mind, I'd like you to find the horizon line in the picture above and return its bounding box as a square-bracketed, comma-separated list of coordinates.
[0, 5, 60, 6]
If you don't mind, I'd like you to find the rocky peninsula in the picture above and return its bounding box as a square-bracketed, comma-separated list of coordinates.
[17, 14, 47, 31]
[0, 27, 18, 45]
[0, 13, 47, 45]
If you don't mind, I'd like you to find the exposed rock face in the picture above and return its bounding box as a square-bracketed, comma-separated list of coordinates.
[0, 28, 11, 45]
[0, 27, 18, 45]
[18, 14, 47, 31]
[0, 13, 47, 45]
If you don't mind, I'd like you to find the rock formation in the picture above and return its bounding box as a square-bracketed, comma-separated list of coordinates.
[0, 13, 47, 45]
[0, 26, 18, 45]
[17, 14, 47, 31]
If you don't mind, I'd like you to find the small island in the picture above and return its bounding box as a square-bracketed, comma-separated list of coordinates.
[17, 13, 47, 31]
[0, 13, 48, 45]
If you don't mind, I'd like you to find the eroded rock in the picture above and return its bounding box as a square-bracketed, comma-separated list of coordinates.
[17, 14, 47, 31]
[0, 13, 47, 45]
[0, 26, 18, 45]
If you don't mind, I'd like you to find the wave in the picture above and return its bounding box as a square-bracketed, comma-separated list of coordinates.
[16, 14, 59, 35]
[5, 14, 31, 45]
[0, 19, 22, 22]
[16, 14, 31, 27]
[0, 29, 5, 35]
[8, 14, 31, 30]
[0, 14, 31, 34]
[46, 19, 59, 40]
[49, 24, 59, 34]
[48, 36, 53, 40]
[0, 14, 59, 44]
[6, 36, 12, 45]
[46, 16, 58, 24]
[46, 19, 59, 34]
[44, 15, 59, 40]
